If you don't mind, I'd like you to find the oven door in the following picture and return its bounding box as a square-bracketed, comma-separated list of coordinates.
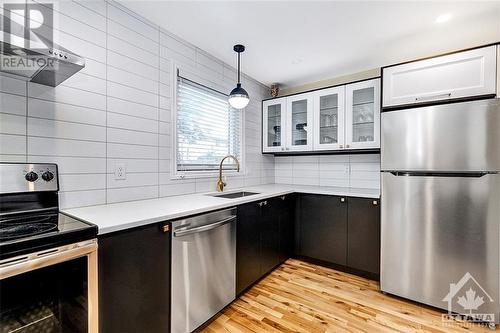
[0, 240, 98, 333]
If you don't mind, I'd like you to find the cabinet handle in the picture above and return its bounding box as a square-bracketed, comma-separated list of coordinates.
[281, 147, 284, 151]
[339, 144, 343, 149]
[340, 197, 345, 203]
[346, 144, 350, 148]
[162, 224, 170, 233]
[415, 92, 451, 101]
[373, 200, 378, 206]
[286, 147, 290, 151]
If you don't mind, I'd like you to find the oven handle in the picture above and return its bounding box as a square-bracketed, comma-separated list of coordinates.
[0, 239, 98, 280]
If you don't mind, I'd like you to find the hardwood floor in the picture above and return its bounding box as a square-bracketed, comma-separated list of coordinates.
[202, 259, 491, 333]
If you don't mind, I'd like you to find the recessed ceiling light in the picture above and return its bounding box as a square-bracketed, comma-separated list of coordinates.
[435, 13, 452, 24]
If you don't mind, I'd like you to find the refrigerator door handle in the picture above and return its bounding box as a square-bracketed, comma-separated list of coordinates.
[388, 171, 491, 177]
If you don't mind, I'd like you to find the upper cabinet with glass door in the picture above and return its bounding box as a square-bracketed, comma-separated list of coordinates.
[286, 93, 313, 152]
[345, 79, 381, 149]
[262, 98, 286, 153]
[261, 79, 380, 154]
[313, 86, 345, 151]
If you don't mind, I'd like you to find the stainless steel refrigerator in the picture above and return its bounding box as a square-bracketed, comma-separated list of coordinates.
[380, 98, 500, 322]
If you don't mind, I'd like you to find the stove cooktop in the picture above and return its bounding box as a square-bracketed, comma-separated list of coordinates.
[0, 211, 97, 260]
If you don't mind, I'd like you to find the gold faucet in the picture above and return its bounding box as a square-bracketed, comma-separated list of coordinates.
[216, 155, 240, 192]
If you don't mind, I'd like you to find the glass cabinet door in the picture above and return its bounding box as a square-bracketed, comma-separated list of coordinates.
[345, 78, 380, 149]
[313, 86, 345, 150]
[262, 98, 286, 152]
[286, 94, 313, 151]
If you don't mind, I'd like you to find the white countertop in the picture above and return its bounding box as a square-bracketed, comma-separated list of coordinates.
[63, 184, 380, 235]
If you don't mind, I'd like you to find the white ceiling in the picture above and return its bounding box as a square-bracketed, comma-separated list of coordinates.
[121, 1, 500, 88]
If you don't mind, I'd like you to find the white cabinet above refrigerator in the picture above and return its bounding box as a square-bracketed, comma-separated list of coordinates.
[382, 45, 497, 109]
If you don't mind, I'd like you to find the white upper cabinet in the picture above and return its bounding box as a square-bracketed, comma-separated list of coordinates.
[382, 45, 497, 108]
[497, 45, 500, 97]
[312, 86, 345, 151]
[262, 98, 286, 153]
[286, 93, 314, 152]
[345, 79, 380, 149]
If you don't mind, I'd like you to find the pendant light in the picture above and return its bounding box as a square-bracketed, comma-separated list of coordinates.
[228, 44, 250, 109]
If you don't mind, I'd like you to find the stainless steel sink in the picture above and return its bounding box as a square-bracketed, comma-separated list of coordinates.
[210, 191, 260, 199]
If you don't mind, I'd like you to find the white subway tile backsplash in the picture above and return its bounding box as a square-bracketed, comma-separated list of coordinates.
[276, 154, 380, 190]
[106, 97, 158, 120]
[159, 183, 196, 197]
[107, 128, 158, 146]
[107, 81, 158, 107]
[51, 30, 106, 63]
[107, 35, 158, 67]
[0, 93, 26, 116]
[107, 112, 158, 133]
[60, 174, 106, 191]
[28, 83, 106, 111]
[29, 156, 106, 174]
[107, 158, 159, 174]
[107, 172, 158, 189]
[28, 118, 106, 142]
[107, 51, 159, 81]
[0, 113, 26, 135]
[28, 137, 106, 157]
[28, 99, 106, 126]
[107, 185, 158, 204]
[0, 75, 26, 95]
[74, 1, 106, 17]
[160, 33, 195, 61]
[107, 143, 157, 159]
[107, 66, 159, 93]
[107, 20, 159, 54]
[59, 189, 106, 209]
[0, 134, 26, 155]
[62, 73, 107, 95]
[107, 2, 159, 41]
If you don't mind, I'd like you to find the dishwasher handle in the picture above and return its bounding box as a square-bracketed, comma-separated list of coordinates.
[174, 215, 236, 237]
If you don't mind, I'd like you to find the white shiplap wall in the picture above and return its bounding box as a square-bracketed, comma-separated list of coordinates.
[275, 154, 380, 189]
[0, 0, 274, 208]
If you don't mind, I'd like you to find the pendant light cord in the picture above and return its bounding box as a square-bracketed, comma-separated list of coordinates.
[237, 51, 241, 84]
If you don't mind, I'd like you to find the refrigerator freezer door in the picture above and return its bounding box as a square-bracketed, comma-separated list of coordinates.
[381, 172, 500, 319]
[381, 99, 500, 172]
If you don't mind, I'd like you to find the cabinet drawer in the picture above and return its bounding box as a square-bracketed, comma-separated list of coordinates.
[382, 45, 497, 108]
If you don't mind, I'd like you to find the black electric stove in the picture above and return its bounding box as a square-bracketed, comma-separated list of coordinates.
[0, 163, 97, 260]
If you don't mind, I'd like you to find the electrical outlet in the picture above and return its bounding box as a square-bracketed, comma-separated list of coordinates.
[115, 163, 126, 180]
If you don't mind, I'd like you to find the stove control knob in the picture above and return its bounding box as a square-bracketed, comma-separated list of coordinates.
[25, 171, 38, 182]
[42, 171, 54, 182]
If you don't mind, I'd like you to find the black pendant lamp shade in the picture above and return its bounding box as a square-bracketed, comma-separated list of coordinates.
[228, 44, 250, 109]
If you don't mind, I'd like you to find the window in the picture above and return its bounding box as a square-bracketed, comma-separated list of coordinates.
[174, 75, 243, 176]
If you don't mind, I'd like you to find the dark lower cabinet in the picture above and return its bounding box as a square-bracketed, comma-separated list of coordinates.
[347, 197, 380, 275]
[260, 199, 280, 275]
[98, 222, 171, 333]
[236, 195, 294, 295]
[236, 201, 262, 295]
[296, 194, 348, 266]
[278, 195, 294, 263]
[295, 194, 380, 278]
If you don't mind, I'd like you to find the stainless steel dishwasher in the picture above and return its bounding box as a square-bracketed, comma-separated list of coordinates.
[171, 208, 236, 333]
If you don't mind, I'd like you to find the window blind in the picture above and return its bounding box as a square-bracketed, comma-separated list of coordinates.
[176, 76, 242, 172]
